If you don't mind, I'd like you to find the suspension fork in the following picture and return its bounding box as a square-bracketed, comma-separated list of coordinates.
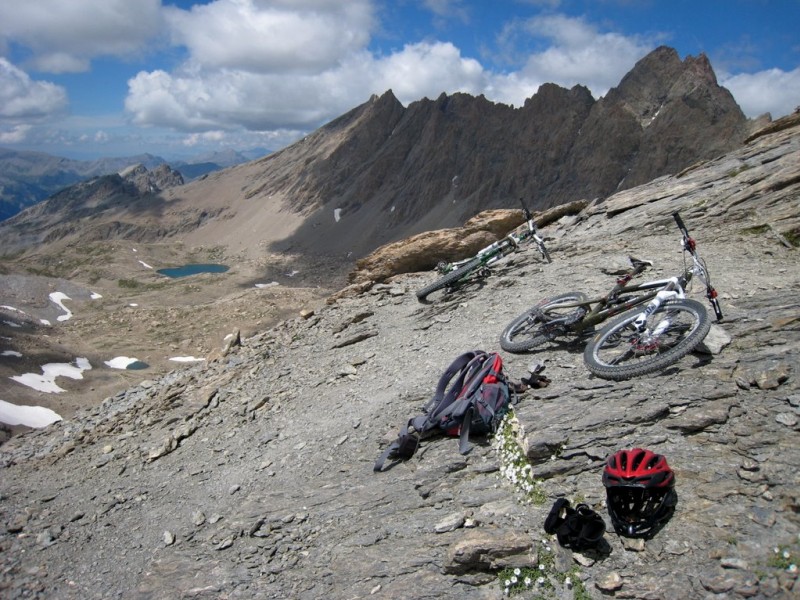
[632, 278, 683, 331]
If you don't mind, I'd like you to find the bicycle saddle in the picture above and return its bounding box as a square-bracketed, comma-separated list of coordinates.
[628, 256, 653, 270]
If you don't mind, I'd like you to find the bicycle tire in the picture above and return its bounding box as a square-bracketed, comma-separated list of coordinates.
[416, 257, 483, 302]
[499, 292, 588, 352]
[583, 298, 710, 380]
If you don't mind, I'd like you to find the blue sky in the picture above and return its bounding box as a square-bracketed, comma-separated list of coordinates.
[1, 0, 798, 161]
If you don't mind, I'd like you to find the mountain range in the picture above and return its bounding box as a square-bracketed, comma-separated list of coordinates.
[0, 147, 269, 222]
[0, 106, 797, 598]
[0, 46, 764, 264]
[0, 45, 790, 432]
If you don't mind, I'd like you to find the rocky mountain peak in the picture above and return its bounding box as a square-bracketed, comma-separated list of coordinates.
[0, 46, 760, 270]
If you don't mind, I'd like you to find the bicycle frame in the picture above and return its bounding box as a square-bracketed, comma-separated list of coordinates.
[438, 210, 544, 275]
[535, 216, 718, 336]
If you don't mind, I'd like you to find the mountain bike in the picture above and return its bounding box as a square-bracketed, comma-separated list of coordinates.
[416, 199, 551, 302]
[499, 212, 723, 380]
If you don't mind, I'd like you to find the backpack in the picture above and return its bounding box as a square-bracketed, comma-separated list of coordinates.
[374, 350, 515, 472]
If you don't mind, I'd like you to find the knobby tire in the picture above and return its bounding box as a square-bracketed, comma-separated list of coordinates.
[499, 291, 588, 353]
[416, 257, 483, 302]
[583, 298, 711, 380]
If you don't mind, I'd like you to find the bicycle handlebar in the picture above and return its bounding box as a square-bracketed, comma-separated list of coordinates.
[672, 211, 723, 321]
[519, 197, 533, 221]
[672, 212, 687, 233]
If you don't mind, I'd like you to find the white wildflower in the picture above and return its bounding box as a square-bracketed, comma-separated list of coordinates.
[513, 568, 521, 576]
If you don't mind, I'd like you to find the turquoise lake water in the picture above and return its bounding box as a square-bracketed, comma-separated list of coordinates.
[157, 264, 229, 278]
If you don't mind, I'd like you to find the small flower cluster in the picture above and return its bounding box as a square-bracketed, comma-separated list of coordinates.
[498, 565, 553, 596]
[497, 542, 589, 598]
[492, 409, 544, 504]
[769, 545, 797, 573]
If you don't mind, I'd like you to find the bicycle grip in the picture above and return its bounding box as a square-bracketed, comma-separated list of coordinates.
[672, 212, 687, 231]
[518, 197, 532, 219]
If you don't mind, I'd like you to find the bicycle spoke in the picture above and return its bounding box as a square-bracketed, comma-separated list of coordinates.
[584, 299, 711, 380]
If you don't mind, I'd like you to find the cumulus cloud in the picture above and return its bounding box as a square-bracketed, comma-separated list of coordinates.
[0, 0, 795, 157]
[164, 0, 375, 74]
[0, 0, 164, 73]
[0, 124, 33, 144]
[493, 14, 655, 101]
[125, 10, 655, 134]
[0, 58, 68, 124]
[125, 39, 492, 133]
[371, 42, 486, 103]
[720, 67, 800, 119]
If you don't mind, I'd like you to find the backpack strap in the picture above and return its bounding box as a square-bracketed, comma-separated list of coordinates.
[373, 424, 419, 472]
[424, 350, 484, 416]
[457, 405, 474, 454]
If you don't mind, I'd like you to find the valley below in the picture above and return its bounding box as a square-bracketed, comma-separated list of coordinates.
[0, 244, 347, 431]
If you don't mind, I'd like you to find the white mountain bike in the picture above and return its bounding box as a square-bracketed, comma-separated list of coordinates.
[500, 212, 723, 380]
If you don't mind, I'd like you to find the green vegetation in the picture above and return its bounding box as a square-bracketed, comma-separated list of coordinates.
[726, 164, 753, 178]
[740, 224, 770, 236]
[740, 224, 800, 248]
[755, 540, 799, 582]
[784, 230, 800, 247]
[117, 278, 169, 291]
[766, 544, 797, 571]
[493, 409, 546, 505]
[497, 543, 591, 598]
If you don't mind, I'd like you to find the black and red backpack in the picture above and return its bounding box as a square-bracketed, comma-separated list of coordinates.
[374, 350, 514, 472]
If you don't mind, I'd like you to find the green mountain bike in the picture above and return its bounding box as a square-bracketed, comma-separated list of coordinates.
[416, 199, 551, 302]
[499, 212, 723, 380]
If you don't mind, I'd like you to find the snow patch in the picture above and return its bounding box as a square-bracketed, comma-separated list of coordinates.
[10, 357, 92, 394]
[104, 356, 140, 369]
[256, 282, 280, 288]
[139, 260, 153, 269]
[170, 356, 205, 363]
[2, 350, 22, 358]
[0, 400, 62, 428]
[334, 208, 342, 222]
[49, 292, 73, 322]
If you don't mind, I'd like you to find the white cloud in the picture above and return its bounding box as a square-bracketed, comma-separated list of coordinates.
[372, 41, 486, 103]
[164, 0, 375, 73]
[720, 67, 800, 119]
[125, 40, 490, 132]
[0, 0, 164, 73]
[0, 124, 32, 144]
[494, 14, 654, 101]
[0, 58, 68, 124]
[0, 1, 796, 157]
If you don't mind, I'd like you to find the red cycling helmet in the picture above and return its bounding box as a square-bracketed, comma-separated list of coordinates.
[603, 448, 676, 537]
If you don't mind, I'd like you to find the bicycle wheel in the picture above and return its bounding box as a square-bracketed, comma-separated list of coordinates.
[583, 298, 710, 380]
[499, 292, 588, 352]
[416, 257, 482, 302]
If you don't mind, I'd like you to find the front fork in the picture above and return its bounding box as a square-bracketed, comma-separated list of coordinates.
[632, 282, 683, 332]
